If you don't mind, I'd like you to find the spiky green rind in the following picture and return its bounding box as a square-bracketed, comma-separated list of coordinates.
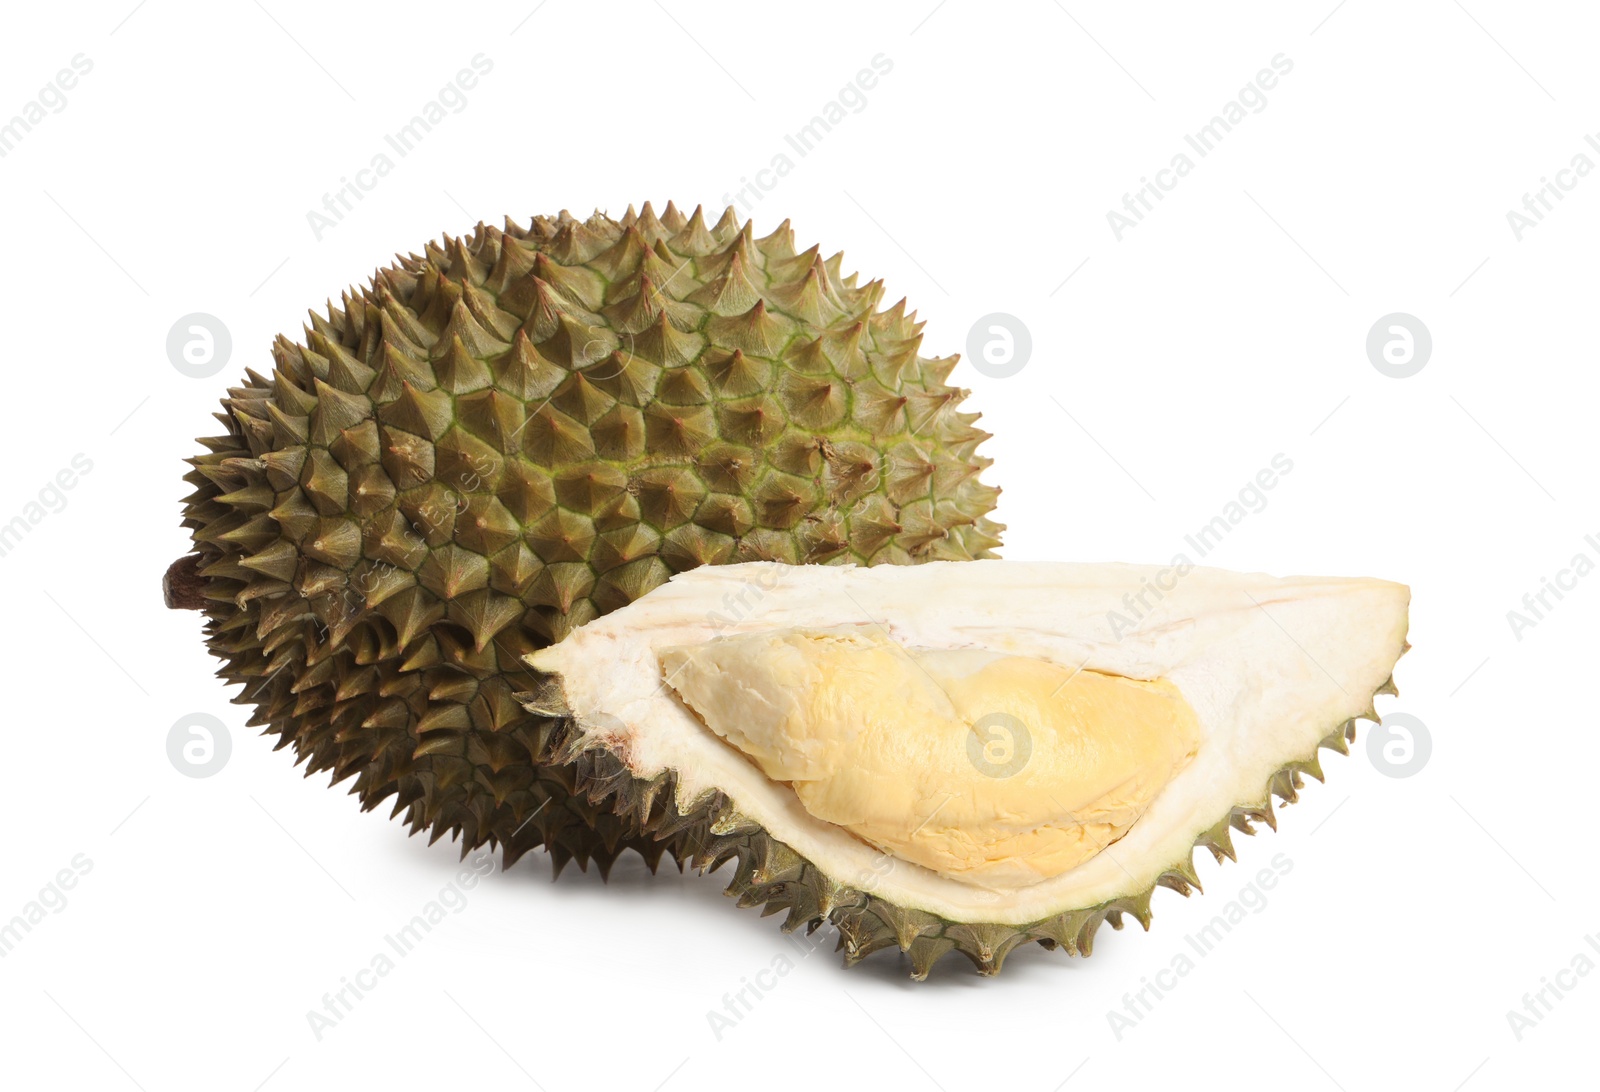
[536, 681, 1394, 978]
[179, 201, 1003, 875]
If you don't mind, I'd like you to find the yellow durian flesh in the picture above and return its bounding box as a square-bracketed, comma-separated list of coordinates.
[659, 626, 1202, 889]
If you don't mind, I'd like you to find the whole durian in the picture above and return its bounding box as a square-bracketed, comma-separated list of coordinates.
[171, 202, 1002, 876]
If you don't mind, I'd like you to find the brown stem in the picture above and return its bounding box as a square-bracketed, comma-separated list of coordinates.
[164, 554, 206, 611]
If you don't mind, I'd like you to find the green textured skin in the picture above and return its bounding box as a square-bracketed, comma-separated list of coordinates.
[178, 202, 1002, 877]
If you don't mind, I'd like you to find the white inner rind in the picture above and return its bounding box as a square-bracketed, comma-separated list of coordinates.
[526, 560, 1410, 925]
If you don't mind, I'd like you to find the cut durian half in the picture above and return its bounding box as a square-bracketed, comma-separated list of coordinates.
[525, 559, 1409, 975]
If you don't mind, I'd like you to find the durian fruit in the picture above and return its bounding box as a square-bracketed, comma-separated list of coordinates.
[525, 559, 1410, 977]
[172, 203, 1002, 876]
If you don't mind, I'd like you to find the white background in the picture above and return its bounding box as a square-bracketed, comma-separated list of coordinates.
[0, 1, 1593, 1089]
